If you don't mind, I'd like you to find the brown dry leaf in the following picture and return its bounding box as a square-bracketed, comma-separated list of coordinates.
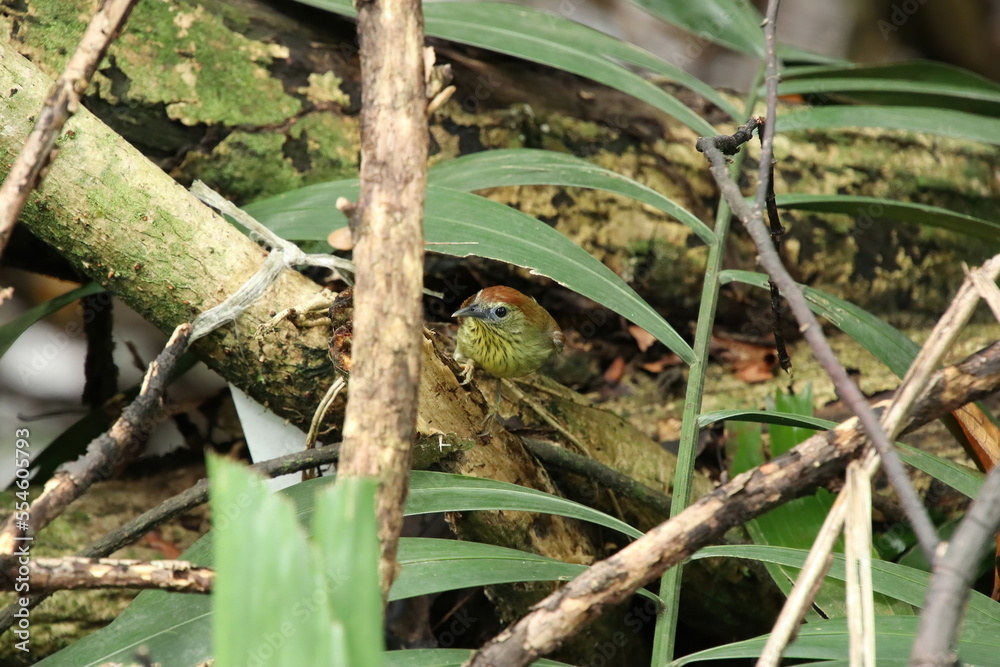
[141, 530, 182, 559]
[603, 356, 627, 384]
[641, 353, 682, 373]
[327, 226, 354, 251]
[711, 334, 777, 384]
[627, 325, 657, 352]
[657, 417, 682, 442]
[952, 403, 1000, 471]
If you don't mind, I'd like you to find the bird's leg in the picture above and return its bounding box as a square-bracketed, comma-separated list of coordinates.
[458, 359, 476, 385]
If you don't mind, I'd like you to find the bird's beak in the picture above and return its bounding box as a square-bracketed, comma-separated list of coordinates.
[452, 304, 487, 319]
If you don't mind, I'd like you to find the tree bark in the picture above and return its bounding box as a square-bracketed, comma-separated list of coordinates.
[338, 0, 427, 596]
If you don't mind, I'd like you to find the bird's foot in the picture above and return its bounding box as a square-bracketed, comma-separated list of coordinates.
[458, 360, 476, 385]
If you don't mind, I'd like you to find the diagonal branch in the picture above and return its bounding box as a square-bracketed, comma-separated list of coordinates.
[465, 341, 1000, 667]
[0, 324, 192, 556]
[0, 0, 139, 257]
[697, 122, 940, 562]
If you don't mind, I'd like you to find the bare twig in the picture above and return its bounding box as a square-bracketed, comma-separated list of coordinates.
[758, 254, 1000, 664]
[0, 441, 342, 634]
[881, 254, 1000, 439]
[464, 342, 1000, 667]
[0, 0, 139, 256]
[756, 491, 847, 667]
[0, 324, 192, 556]
[969, 262, 1000, 323]
[522, 438, 671, 516]
[697, 126, 939, 561]
[910, 464, 1000, 666]
[336, 0, 428, 597]
[0, 557, 214, 594]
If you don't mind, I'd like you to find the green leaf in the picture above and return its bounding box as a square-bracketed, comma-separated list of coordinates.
[313, 477, 383, 667]
[292, 0, 737, 129]
[896, 442, 985, 500]
[0, 282, 104, 359]
[769, 385, 817, 456]
[780, 61, 1000, 115]
[772, 194, 1000, 242]
[720, 269, 919, 377]
[726, 390, 858, 619]
[699, 408, 832, 431]
[621, 0, 763, 57]
[210, 456, 337, 667]
[394, 537, 660, 607]
[395, 538, 583, 599]
[776, 105, 1000, 146]
[689, 545, 1000, 624]
[428, 149, 714, 244]
[39, 471, 641, 666]
[247, 183, 696, 363]
[669, 616, 1000, 666]
[403, 471, 644, 539]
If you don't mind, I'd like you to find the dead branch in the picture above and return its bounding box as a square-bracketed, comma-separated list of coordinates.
[0, 556, 213, 594]
[336, 0, 428, 597]
[465, 340, 1000, 667]
[0, 324, 192, 555]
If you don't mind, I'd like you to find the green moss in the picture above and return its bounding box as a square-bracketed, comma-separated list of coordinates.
[12, 0, 301, 127]
[177, 130, 301, 203]
[290, 113, 360, 186]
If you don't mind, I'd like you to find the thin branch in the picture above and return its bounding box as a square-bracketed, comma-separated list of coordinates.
[910, 463, 1000, 666]
[881, 254, 1000, 439]
[464, 342, 1000, 667]
[0, 324, 192, 556]
[0, 0, 139, 256]
[756, 491, 847, 667]
[0, 557, 214, 594]
[696, 126, 940, 562]
[0, 442, 341, 633]
[522, 438, 671, 516]
[758, 254, 1000, 664]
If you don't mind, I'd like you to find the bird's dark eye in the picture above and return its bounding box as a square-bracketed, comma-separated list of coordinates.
[494, 306, 508, 318]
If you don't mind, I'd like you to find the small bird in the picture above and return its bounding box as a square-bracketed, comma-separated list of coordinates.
[452, 286, 564, 386]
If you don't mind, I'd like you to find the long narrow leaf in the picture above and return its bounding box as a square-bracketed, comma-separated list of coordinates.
[777, 106, 1000, 146]
[285, 471, 644, 540]
[621, 0, 764, 57]
[720, 269, 919, 376]
[0, 282, 104, 358]
[292, 0, 739, 126]
[395, 537, 661, 606]
[428, 149, 714, 244]
[690, 545, 1000, 623]
[247, 183, 696, 363]
[772, 194, 1000, 242]
[669, 616, 1000, 666]
[780, 61, 1000, 115]
[702, 409, 986, 499]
